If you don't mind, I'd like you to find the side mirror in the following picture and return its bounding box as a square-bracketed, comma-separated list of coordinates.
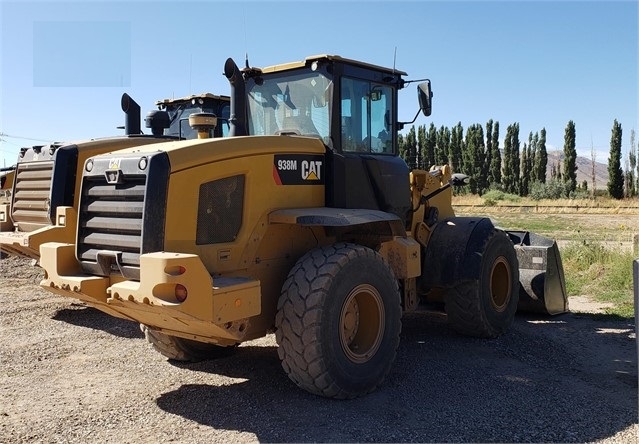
[418, 81, 433, 117]
[450, 173, 469, 186]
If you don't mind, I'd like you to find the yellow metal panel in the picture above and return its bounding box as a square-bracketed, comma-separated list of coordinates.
[0, 204, 11, 231]
[39, 242, 118, 316]
[164, 139, 325, 275]
[379, 237, 421, 279]
[106, 252, 261, 336]
[0, 206, 77, 260]
[212, 278, 261, 323]
[1, 170, 14, 191]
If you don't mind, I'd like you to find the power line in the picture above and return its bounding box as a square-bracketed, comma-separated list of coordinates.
[0, 132, 55, 143]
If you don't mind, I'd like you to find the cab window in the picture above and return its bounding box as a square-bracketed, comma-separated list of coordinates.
[341, 77, 393, 154]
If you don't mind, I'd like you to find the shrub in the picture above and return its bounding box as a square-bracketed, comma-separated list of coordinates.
[529, 179, 570, 200]
[482, 190, 520, 205]
[561, 241, 634, 318]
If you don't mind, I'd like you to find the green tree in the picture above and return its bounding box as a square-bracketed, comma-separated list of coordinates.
[475, 124, 488, 193]
[512, 123, 520, 195]
[502, 123, 520, 194]
[398, 133, 406, 161]
[607, 119, 624, 199]
[534, 128, 548, 183]
[405, 126, 418, 170]
[628, 129, 636, 197]
[489, 121, 501, 186]
[463, 124, 487, 194]
[426, 123, 437, 168]
[484, 120, 493, 190]
[528, 132, 537, 181]
[520, 142, 533, 196]
[417, 124, 427, 169]
[449, 122, 464, 173]
[563, 120, 578, 194]
[436, 125, 450, 166]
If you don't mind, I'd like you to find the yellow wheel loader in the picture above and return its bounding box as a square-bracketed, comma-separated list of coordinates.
[0, 92, 229, 260]
[39, 55, 567, 399]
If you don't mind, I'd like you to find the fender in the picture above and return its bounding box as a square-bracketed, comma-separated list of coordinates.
[419, 217, 497, 290]
[269, 207, 406, 237]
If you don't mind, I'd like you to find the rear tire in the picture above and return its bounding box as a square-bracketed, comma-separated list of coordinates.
[275, 243, 402, 399]
[445, 229, 519, 338]
[141, 324, 235, 362]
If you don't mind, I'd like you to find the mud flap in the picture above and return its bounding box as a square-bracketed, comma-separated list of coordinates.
[507, 231, 568, 315]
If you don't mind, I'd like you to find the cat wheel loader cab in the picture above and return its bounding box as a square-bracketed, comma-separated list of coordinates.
[0, 93, 230, 261]
[154, 92, 231, 139]
[39, 54, 567, 399]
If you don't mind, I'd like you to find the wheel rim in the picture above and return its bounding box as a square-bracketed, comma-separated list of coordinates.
[490, 256, 512, 312]
[339, 284, 385, 364]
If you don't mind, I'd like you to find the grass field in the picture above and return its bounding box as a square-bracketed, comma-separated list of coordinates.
[452, 196, 638, 318]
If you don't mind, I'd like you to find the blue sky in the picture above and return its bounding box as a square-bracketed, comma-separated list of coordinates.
[0, 0, 637, 167]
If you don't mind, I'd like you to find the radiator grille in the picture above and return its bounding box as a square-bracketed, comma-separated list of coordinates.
[75, 152, 169, 280]
[11, 160, 54, 230]
[77, 175, 146, 269]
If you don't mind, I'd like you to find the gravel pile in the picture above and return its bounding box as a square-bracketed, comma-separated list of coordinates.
[0, 256, 637, 443]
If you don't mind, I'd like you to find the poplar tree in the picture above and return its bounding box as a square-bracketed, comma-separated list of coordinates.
[406, 126, 418, 170]
[398, 132, 406, 160]
[489, 121, 501, 186]
[520, 143, 529, 196]
[502, 124, 514, 193]
[529, 132, 538, 182]
[462, 124, 488, 194]
[520, 142, 533, 196]
[628, 129, 636, 196]
[463, 125, 480, 193]
[607, 119, 624, 199]
[484, 120, 493, 190]
[449, 122, 464, 173]
[417, 125, 427, 170]
[511, 123, 521, 195]
[426, 123, 437, 168]
[563, 120, 578, 194]
[436, 125, 450, 166]
[534, 128, 548, 183]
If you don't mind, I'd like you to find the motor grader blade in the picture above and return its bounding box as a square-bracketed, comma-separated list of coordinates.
[507, 230, 569, 315]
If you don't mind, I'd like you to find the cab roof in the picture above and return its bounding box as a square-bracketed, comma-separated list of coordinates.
[155, 92, 230, 106]
[259, 54, 408, 77]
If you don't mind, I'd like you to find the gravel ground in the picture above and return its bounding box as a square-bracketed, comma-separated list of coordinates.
[0, 255, 637, 443]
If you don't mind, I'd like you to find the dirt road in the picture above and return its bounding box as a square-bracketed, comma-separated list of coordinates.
[1, 256, 637, 443]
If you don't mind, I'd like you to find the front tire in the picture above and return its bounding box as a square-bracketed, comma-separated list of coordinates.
[445, 229, 519, 338]
[275, 243, 402, 399]
[141, 324, 235, 362]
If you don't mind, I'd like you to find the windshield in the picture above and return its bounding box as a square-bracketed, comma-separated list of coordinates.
[165, 103, 230, 139]
[246, 70, 331, 139]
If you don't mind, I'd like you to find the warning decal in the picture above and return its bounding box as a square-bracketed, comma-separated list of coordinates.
[273, 154, 325, 185]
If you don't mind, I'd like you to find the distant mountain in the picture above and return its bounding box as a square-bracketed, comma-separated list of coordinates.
[545, 150, 609, 190]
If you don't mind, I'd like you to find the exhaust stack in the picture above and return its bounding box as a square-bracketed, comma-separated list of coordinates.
[121, 93, 141, 135]
[224, 58, 247, 137]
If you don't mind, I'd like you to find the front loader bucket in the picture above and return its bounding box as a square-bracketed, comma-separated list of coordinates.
[507, 231, 569, 315]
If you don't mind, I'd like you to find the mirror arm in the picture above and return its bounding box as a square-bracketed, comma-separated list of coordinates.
[398, 109, 421, 131]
